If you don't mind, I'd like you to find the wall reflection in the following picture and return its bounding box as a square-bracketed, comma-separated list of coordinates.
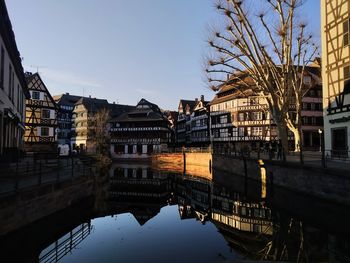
[2, 163, 349, 262]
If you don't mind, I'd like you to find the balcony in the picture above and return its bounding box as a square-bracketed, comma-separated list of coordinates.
[110, 127, 169, 132]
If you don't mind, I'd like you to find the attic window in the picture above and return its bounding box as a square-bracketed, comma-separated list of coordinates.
[32, 91, 40, 100]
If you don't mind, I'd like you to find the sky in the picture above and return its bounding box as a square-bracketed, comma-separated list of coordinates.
[6, 0, 320, 110]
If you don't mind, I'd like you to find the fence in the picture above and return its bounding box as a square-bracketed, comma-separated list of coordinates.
[0, 153, 94, 195]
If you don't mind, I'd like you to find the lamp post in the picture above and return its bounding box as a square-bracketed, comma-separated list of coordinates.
[318, 129, 323, 153]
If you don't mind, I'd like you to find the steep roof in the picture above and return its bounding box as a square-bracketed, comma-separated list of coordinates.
[113, 98, 168, 122]
[25, 72, 58, 109]
[0, 0, 29, 98]
[75, 97, 109, 112]
[179, 100, 196, 112]
[53, 93, 83, 107]
[108, 103, 135, 119]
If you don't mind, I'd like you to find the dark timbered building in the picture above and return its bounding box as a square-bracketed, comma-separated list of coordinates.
[24, 72, 58, 152]
[53, 93, 82, 145]
[176, 99, 196, 146]
[109, 98, 171, 159]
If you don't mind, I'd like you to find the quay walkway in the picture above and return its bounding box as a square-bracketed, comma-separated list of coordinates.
[0, 154, 93, 196]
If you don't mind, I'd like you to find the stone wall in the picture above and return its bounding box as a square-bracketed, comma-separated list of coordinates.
[0, 176, 95, 235]
[212, 155, 350, 205]
[152, 152, 212, 178]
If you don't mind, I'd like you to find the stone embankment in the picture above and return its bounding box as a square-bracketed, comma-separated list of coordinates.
[152, 152, 350, 205]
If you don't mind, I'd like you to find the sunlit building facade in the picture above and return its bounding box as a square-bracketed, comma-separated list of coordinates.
[321, 0, 350, 156]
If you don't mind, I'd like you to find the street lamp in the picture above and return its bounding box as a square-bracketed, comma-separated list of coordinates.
[318, 129, 323, 152]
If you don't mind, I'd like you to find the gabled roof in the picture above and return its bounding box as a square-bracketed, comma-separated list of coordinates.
[75, 97, 109, 112]
[108, 103, 135, 119]
[26, 72, 58, 109]
[0, 0, 29, 98]
[53, 93, 83, 107]
[113, 98, 168, 123]
[179, 100, 196, 112]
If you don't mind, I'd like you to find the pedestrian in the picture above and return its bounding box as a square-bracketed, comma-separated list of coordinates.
[277, 140, 282, 160]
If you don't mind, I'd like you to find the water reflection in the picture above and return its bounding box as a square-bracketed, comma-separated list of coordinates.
[1, 163, 350, 263]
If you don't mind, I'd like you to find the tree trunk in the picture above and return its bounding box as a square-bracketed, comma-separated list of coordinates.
[276, 119, 289, 161]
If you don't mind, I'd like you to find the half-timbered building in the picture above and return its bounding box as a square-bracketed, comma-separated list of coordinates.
[109, 98, 171, 159]
[53, 93, 82, 145]
[321, 0, 350, 156]
[176, 99, 196, 146]
[190, 95, 210, 146]
[0, 0, 30, 160]
[210, 78, 275, 152]
[24, 72, 58, 152]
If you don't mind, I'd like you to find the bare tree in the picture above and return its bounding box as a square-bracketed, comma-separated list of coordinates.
[206, 0, 319, 158]
[88, 108, 110, 159]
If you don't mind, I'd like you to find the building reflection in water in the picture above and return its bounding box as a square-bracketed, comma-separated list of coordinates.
[32, 164, 350, 262]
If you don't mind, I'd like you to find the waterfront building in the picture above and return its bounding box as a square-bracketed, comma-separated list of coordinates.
[177, 99, 196, 146]
[176, 96, 209, 147]
[0, 0, 30, 160]
[24, 72, 58, 152]
[300, 63, 324, 150]
[210, 67, 323, 151]
[70, 96, 109, 152]
[109, 98, 171, 159]
[190, 95, 210, 147]
[53, 93, 82, 145]
[321, 0, 350, 156]
[210, 75, 275, 151]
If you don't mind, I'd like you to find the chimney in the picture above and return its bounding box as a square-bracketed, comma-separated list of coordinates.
[200, 95, 204, 102]
[195, 98, 198, 103]
[65, 92, 69, 95]
[89, 95, 91, 98]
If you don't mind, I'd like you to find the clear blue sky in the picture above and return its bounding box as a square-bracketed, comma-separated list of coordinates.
[6, 0, 320, 110]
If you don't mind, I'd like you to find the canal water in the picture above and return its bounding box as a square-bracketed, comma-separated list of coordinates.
[1, 163, 350, 263]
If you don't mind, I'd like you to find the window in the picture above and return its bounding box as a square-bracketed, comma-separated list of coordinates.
[238, 113, 244, 121]
[252, 112, 262, 120]
[8, 64, 12, 98]
[41, 127, 49, 136]
[343, 19, 349, 47]
[220, 115, 228, 124]
[238, 127, 245, 137]
[0, 47, 4, 89]
[32, 91, 40, 100]
[252, 127, 263, 136]
[42, 109, 50, 119]
[220, 128, 229, 137]
[344, 66, 350, 80]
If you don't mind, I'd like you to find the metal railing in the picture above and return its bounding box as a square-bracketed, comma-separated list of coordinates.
[0, 153, 94, 195]
[39, 221, 92, 263]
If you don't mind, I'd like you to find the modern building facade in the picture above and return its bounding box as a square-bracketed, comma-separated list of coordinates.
[24, 72, 58, 152]
[109, 98, 171, 159]
[321, 0, 350, 156]
[0, 0, 30, 160]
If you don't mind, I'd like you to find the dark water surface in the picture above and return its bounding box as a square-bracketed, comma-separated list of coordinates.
[1, 163, 350, 263]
